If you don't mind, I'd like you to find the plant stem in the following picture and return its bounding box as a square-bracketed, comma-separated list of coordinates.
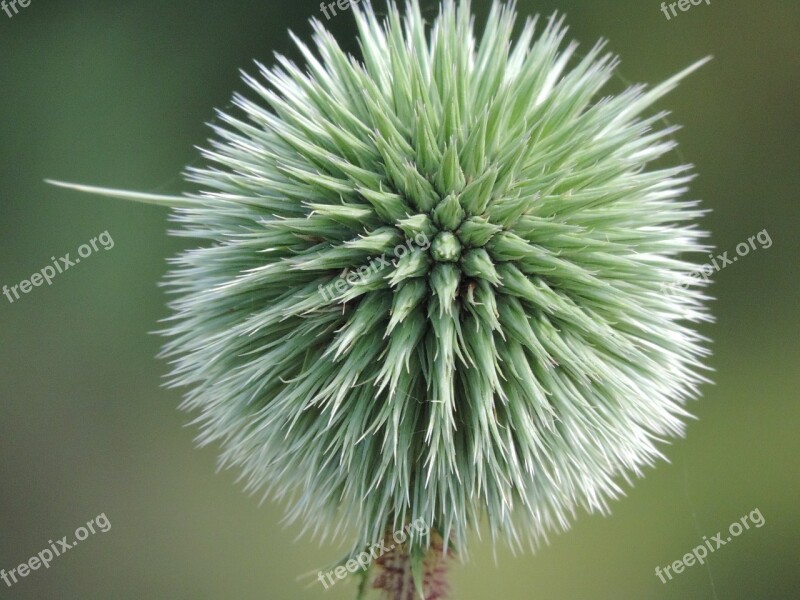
[371, 531, 450, 600]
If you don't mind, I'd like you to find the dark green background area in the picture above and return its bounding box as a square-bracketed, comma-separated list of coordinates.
[1, 1, 797, 599]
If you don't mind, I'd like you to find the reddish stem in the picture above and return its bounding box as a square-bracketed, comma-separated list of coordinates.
[372, 531, 451, 600]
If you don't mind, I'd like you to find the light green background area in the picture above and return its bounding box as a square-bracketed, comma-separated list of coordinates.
[1, 1, 798, 598]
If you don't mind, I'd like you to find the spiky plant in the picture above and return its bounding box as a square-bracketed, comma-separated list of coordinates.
[51, 0, 712, 597]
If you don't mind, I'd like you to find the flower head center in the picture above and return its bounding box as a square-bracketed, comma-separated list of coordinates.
[430, 231, 462, 262]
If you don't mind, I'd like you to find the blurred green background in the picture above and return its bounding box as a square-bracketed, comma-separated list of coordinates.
[1, 1, 798, 598]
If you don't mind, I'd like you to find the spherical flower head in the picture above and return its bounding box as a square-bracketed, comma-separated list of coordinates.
[158, 0, 711, 567]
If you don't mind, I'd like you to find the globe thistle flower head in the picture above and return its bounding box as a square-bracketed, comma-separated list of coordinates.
[50, 0, 713, 590]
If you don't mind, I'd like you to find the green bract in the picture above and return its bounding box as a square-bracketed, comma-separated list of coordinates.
[55, 0, 713, 572]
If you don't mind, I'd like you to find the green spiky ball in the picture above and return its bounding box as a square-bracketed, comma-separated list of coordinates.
[74, 0, 712, 571]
